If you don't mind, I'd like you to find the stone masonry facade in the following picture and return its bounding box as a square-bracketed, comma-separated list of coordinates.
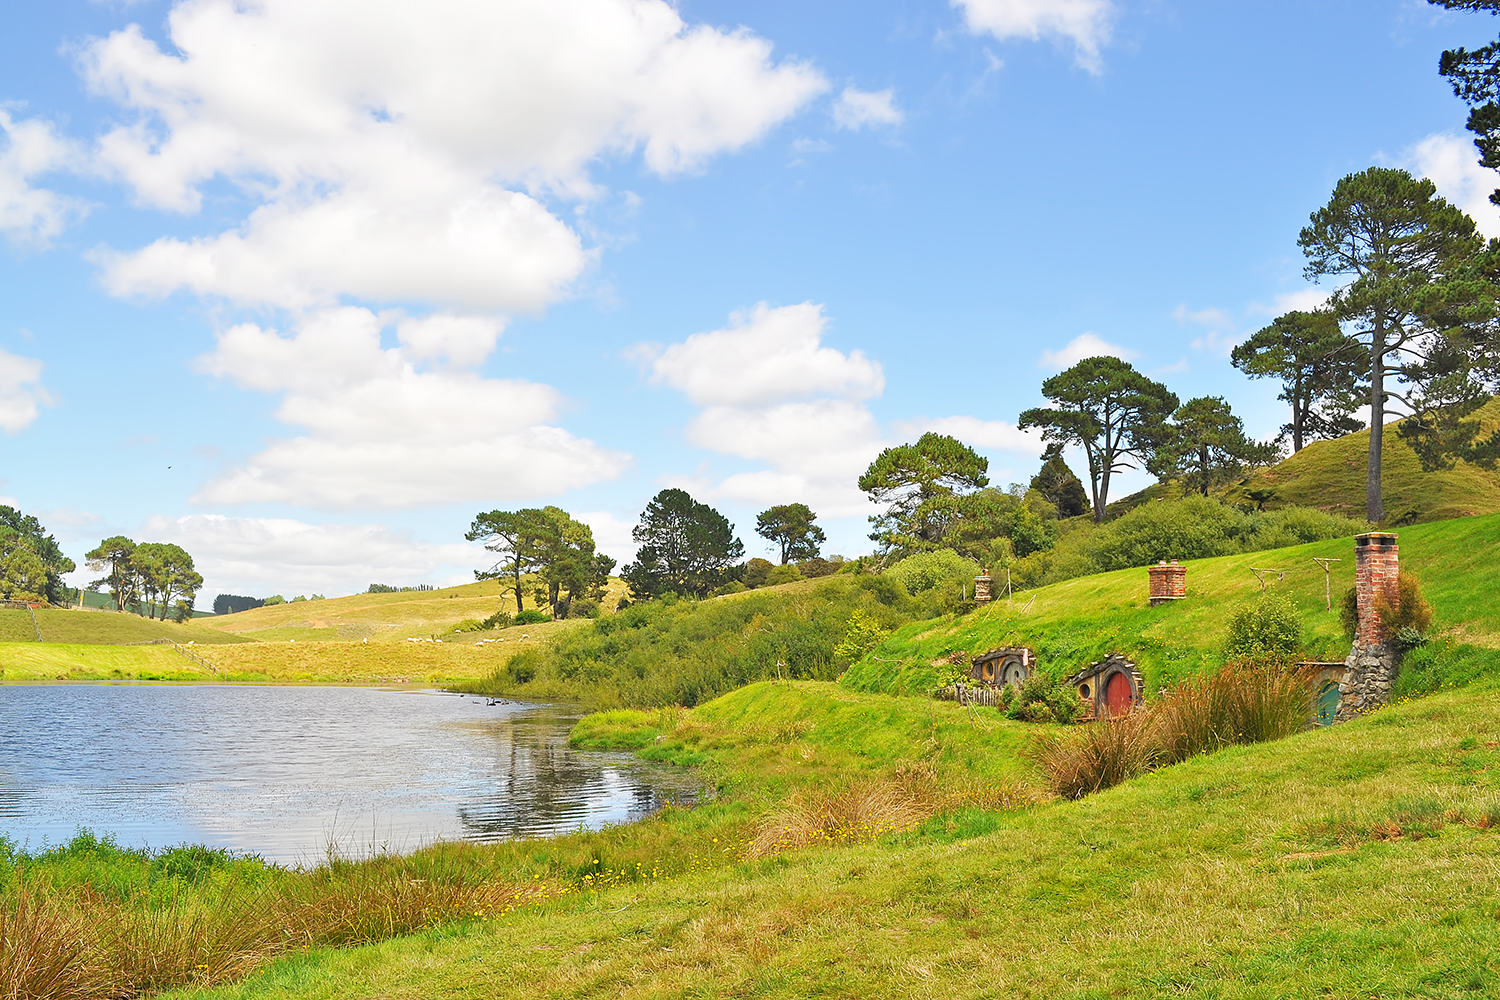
[1335, 531, 1401, 723]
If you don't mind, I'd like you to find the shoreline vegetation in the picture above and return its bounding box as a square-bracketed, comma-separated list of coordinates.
[8, 674, 1500, 998]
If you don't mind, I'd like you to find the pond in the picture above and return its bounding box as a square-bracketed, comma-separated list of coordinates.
[0, 684, 704, 864]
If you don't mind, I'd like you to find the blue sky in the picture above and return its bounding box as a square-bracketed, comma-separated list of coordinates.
[0, 0, 1496, 603]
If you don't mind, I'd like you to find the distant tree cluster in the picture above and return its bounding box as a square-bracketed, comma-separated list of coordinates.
[0, 506, 75, 605]
[84, 537, 203, 621]
[213, 594, 264, 615]
[468, 506, 616, 618]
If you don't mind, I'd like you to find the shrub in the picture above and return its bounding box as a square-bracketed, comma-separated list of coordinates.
[1088, 496, 1241, 570]
[451, 618, 485, 633]
[507, 650, 540, 684]
[742, 558, 774, 589]
[833, 609, 890, 662]
[568, 599, 600, 619]
[1374, 571, 1434, 649]
[1221, 595, 1303, 662]
[1005, 672, 1084, 725]
[885, 550, 979, 597]
[513, 609, 551, 625]
[764, 564, 803, 586]
[1341, 586, 1363, 642]
[798, 556, 842, 578]
[482, 608, 514, 630]
[1339, 571, 1434, 649]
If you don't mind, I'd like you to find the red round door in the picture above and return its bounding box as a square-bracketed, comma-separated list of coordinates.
[1104, 671, 1133, 716]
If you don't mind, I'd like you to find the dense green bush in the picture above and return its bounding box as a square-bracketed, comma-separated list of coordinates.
[513, 608, 551, 625]
[764, 564, 803, 586]
[1013, 499, 1366, 589]
[1221, 595, 1303, 662]
[885, 550, 979, 599]
[1003, 672, 1084, 725]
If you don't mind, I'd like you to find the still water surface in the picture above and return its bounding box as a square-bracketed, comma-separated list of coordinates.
[0, 684, 703, 863]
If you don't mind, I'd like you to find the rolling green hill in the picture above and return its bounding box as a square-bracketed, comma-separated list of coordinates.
[845, 512, 1500, 698]
[1112, 396, 1500, 524]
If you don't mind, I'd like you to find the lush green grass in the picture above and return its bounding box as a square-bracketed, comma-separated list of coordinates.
[845, 512, 1500, 698]
[136, 673, 1500, 1000]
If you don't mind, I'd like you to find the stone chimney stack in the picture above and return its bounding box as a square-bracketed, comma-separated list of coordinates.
[974, 570, 993, 605]
[1147, 560, 1186, 606]
[1354, 532, 1400, 645]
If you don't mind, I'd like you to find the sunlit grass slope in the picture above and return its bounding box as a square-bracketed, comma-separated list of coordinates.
[1238, 397, 1500, 523]
[159, 678, 1500, 1000]
[0, 607, 254, 645]
[194, 578, 632, 643]
[844, 512, 1500, 697]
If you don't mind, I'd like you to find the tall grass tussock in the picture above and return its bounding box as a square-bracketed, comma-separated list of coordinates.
[1033, 662, 1314, 799]
[0, 834, 544, 1000]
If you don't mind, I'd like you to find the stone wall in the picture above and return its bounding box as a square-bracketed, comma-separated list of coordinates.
[1334, 643, 1399, 722]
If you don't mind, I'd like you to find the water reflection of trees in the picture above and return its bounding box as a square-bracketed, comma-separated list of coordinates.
[455, 715, 702, 841]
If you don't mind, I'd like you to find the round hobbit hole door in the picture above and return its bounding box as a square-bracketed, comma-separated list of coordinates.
[1104, 671, 1133, 716]
[1316, 681, 1341, 726]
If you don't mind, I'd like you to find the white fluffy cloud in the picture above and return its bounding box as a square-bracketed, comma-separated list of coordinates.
[644, 302, 884, 407]
[1406, 131, 1500, 239]
[0, 110, 84, 246]
[0, 348, 53, 432]
[194, 307, 629, 508]
[953, 0, 1115, 73]
[144, 513, 484, 598]
[891, 415, 1042, 455]
[646, 304, 1048, 518]
[83, 0, 828, 309]
[1037, 332, 1136, 371]
[641, 304, 885, 515]
[98, 180, 590, 312]
[832, 87, 904, 131]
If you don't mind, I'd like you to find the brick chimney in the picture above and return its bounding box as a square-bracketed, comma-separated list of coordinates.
[1353, 532, 1399, 646]
[1147, 560, 1186, 606]
[974, 569, 993, 604]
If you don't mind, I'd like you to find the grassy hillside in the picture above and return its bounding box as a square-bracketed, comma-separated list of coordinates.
[845, 512, 1500, 698]
[1102, 397, 1500, 525]
[0, 607, 255, 645]
[145, 677, 1500, 1000]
